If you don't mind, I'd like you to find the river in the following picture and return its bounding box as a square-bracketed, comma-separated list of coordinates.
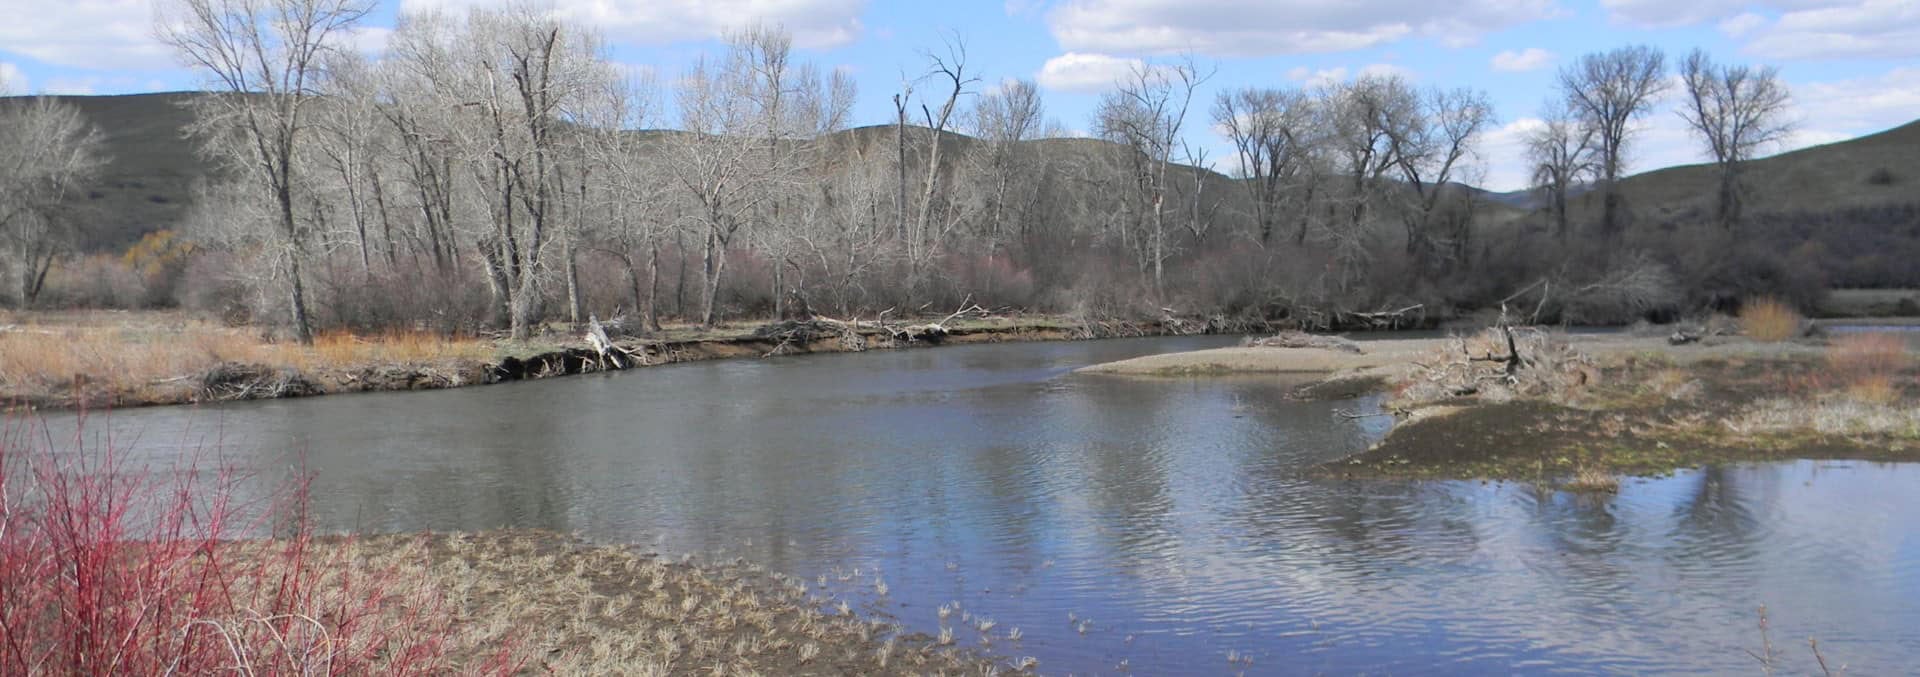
[36, 335, 1920, 674]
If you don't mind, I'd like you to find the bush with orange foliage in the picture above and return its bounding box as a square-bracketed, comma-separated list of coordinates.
[1738, 297, 1803, 342]
[1826, 332, 1912, 404]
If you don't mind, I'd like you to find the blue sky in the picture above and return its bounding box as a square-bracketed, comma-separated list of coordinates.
[2, 0, 1916, 190]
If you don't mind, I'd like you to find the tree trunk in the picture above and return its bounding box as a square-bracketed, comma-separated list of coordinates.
[646, 243, 662, 333]
[564, 233, 584, 329]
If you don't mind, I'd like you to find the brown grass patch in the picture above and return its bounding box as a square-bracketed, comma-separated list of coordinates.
[1739, 298, 1803, 342]
[0, 313, 496, 406]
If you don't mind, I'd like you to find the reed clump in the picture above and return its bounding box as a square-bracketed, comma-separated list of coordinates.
[1738, 298, 1803, 343]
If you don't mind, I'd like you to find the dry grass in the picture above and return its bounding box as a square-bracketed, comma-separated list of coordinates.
[1728, 397, 1920, 437]
[1823, 332, 1911, 405]
[1739, 298, 1804, 342]
[0, 311, 496, 406]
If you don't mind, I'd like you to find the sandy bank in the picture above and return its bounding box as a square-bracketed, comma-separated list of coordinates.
[1075, 332, 1834, 377]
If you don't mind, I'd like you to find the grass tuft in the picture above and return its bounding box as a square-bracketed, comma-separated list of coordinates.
[1738, 298, 1803, 342]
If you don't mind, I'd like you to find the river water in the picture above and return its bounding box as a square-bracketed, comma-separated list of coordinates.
[37, 335, 1920, 674]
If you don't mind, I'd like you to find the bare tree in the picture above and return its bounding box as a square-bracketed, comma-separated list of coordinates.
[1525, 101, 1594, 239]
[159, 0, 371, 343]
[1678, 48, 1793, 231]
[668, 25, 843, 327]
[1095, 56, 1212, 298]
[0, 96, 105, 306]
[1385, 87, 1493, 269]
[1213, 86, 1314, 245]
[1559, 44, 1667, 240]
[900, 36, 978, 297]
[1321, 73, 1415, 289]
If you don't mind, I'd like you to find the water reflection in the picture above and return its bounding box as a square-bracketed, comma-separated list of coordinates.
[33, 336, 1920, 674]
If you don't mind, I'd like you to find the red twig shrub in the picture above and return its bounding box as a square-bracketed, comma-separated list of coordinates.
[0, 413, 508, 675]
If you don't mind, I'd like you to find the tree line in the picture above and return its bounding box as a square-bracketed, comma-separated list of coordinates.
[3, 0, 1846, 340]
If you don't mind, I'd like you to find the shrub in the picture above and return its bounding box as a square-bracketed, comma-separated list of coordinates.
[1827, 332, 1910, 404]
[0, 415, 509, 675]
[1738, 297, 1803, 342]
[1827, 332, 1910, 375]
[1866, 167, 1896, 186]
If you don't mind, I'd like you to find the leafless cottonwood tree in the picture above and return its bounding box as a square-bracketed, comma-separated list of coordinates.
[1320, 73, 1414, 289]
[1525, 101, 1594, 239]
[1096, 56, 1212, 298]
[669, 25, 848, 327]
[902, 37, 978, 295]
[968, 78, 1046, 263]
[159, 0, 372, 343]
[1213, 86, 1316, 246]
[1678, 48, 1793, 231]
[0, 95, 105, 306]
[1559, 45, 1667, 240]
[1385, 87, 1493, 269]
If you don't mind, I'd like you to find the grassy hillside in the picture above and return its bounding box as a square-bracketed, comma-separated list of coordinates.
[41, 93, 211, 250]
[1581, 119, 1920, 225]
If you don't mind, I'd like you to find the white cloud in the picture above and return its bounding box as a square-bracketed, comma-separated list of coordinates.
[1717, 12, 1768, 37]
[1600, 0, 1918, 59]
[343, 26, 393, 58]
[0, 62, 24, 93]
[1744, 1, 1920, 59]
[1043, 0, 1557, 57]
[1283, 64, 1412, 89]
[1478, 117, 1548, 192]
[1035, 52, 1142, 93]
[1791, 66, 1920, 134]
[400, 0, 868, 49]
[1358, 63, 1414, 80]
[1490, 47, 1554, 72]
[0, 0, 172, 70]
[43, 77, 99, 95]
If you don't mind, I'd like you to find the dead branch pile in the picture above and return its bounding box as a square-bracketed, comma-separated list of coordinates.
[1393, 326, 1596, 406]
[1241, 331, 1365, 354]
[198, 362, 321, 401]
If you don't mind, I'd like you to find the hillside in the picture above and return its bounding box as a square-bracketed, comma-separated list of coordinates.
[1581, 119, 1920, 225]
[14, 92, 1919, 253]
[41, 93, 211, 250]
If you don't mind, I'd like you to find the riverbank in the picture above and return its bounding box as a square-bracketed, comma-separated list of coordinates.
[0, 309, 1216, 411]
[1082, 329, 1920, 484]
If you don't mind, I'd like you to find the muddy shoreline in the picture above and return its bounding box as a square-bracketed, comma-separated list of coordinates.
[8, 316, 1219, 412]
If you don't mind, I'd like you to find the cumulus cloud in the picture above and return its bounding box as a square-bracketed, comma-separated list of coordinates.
[1043, 0, 1557, 56]
[1035, 52, 1142, 93]
[0, 62, 24, 93]
[1717, 12, 1768, 37]
[1283, 64, 1412, 88]
[1744, 1, 1920, 59]
[1490, 48, 1554, 72]
[1602, 0, 1917, 59]
[399, 0, 867, 49]
[0, 0, 172, 70]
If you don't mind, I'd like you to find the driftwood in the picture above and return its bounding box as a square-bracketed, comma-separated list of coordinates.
[585, 315, 643, 369]
[1242, 331, 1364, 354]
[1344, 304, 1425, 330]
[1395, 325, 1595, 406]
[198, 363, 320, 401]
